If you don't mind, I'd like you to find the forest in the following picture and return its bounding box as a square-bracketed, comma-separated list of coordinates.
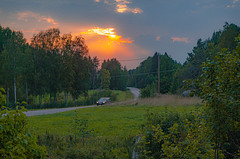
[0, 23, 240, 106]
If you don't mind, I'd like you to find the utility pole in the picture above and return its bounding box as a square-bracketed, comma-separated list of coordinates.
[158, 54, 160, 95]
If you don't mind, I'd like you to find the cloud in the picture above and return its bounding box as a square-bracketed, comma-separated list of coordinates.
[81, 27, 133, 43]
[226, 0, 240, 8]
[17, 11, 58, 26]
[171, 37, 190, 43]
[233, 0, 240, 4]
[95, 0, 142, 14]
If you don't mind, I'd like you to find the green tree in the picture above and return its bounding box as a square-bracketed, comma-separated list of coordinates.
[102, 58, 127, 90]
[198, 39, 240, 158]
[60, 34, 75, 106]
[174, 23, 240, 92]
[99, 69, 111, 90]
[70, 36, 91, 104]
[31, 28, 61, 106]
[89, 56, 99, 90]
[0, 27, 26, 105]
[129, 52, 180, 94]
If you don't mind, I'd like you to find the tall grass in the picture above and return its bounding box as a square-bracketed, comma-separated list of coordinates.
[136, 95, 202, 106]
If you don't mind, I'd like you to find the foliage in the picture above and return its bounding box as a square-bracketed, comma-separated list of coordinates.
[129, 52, 181, 94]
[138, 108, 222, 158]
[196, 35, 240, 158]
[70, 111, 93, 141]
[37, 132, 135, 159]
[140, 83, 156, 98]
[99, 68, 111, 90]
[174, 23, 240, 91]
[0, 88, 47, 158]
[101, 58, 128, 90]
[0, 25, 92, 107]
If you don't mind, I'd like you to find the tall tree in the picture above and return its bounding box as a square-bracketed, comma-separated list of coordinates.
[99, 69, 111, 90]
[70, 36, 90, 104]
[101, 58, 127, 90]
[0, 27, 26, 105]
[31, 28, 61, 105]
[60, 34, 74, 106]
[198, 37, 240, 158]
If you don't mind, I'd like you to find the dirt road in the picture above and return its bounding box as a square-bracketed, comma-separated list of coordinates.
[24, 87, 140, 117]
[127, 87, 140, 100]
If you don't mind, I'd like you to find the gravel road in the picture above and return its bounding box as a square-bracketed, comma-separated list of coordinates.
[24, 87, 140, 117]
[127, 87, 140, 100]
[24, 105, 96, 117]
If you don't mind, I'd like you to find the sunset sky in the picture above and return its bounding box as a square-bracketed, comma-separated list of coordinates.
[0, 0, 240, 69]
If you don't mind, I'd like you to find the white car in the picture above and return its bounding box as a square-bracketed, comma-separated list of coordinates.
[96, 97, 110, 106]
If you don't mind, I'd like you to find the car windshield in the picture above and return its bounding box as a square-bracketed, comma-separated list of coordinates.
[98, 98, 109, 102]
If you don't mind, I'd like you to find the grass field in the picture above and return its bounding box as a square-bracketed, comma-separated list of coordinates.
[28, 103, 199, 137]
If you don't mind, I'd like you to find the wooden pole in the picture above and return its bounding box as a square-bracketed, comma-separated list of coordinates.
[158, 54, 160, 95]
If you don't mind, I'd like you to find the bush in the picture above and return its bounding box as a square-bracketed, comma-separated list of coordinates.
[138, 108, 220, 158]
[0, 88, 47, 158]
[191, 36, 240, 158]
[140, 83, 156, 98]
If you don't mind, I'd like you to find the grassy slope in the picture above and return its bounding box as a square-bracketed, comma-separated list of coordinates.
[28, 104, 196, 137]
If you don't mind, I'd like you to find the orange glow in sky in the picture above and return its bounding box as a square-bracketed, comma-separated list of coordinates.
[79, 27, 139, 65]
[81, 27, 133, 44]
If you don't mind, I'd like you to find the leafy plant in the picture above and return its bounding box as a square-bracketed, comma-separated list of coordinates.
[0, 88, 47, 158]
[70, 111, 94, 145]
[197, 35, 240, 158]
[138, 109, 220, 158]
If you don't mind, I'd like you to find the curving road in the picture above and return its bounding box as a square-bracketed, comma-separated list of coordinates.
[127, 87, 140, 100]
[24, 87, 140, 117]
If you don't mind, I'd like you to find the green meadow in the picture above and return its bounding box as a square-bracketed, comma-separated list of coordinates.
[28, 104, 197, 137]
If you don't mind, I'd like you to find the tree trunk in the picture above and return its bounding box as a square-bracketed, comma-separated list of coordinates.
[73, 96, 76, 105]
[39, 94, 42, 107]
[7, 83, 9, 105]
[14, 75, 17, 105]
[35, 96, 38, 105]
[54, 93, 56, 104]
[50, 94, 52, 104]
[65, 92, 68, 107]
[26, 81, 28, 104]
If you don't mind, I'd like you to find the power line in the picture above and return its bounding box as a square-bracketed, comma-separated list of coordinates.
[109, 69, 177, 78]
[99, 57, 147, 62]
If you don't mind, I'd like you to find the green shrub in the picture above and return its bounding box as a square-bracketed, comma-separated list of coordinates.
[140, 84, 156, 98]
[187, 35, 240, 158]
[138, 108, 221, 158]
[0, 88, 47, 158]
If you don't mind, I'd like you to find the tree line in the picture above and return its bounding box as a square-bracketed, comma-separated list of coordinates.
[129, 22, 240, 96]
[138, 32, 240, 159]
[173, 22, 240, 93]
[0, 26, 128, 107]
[1, 22, 239, 105]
